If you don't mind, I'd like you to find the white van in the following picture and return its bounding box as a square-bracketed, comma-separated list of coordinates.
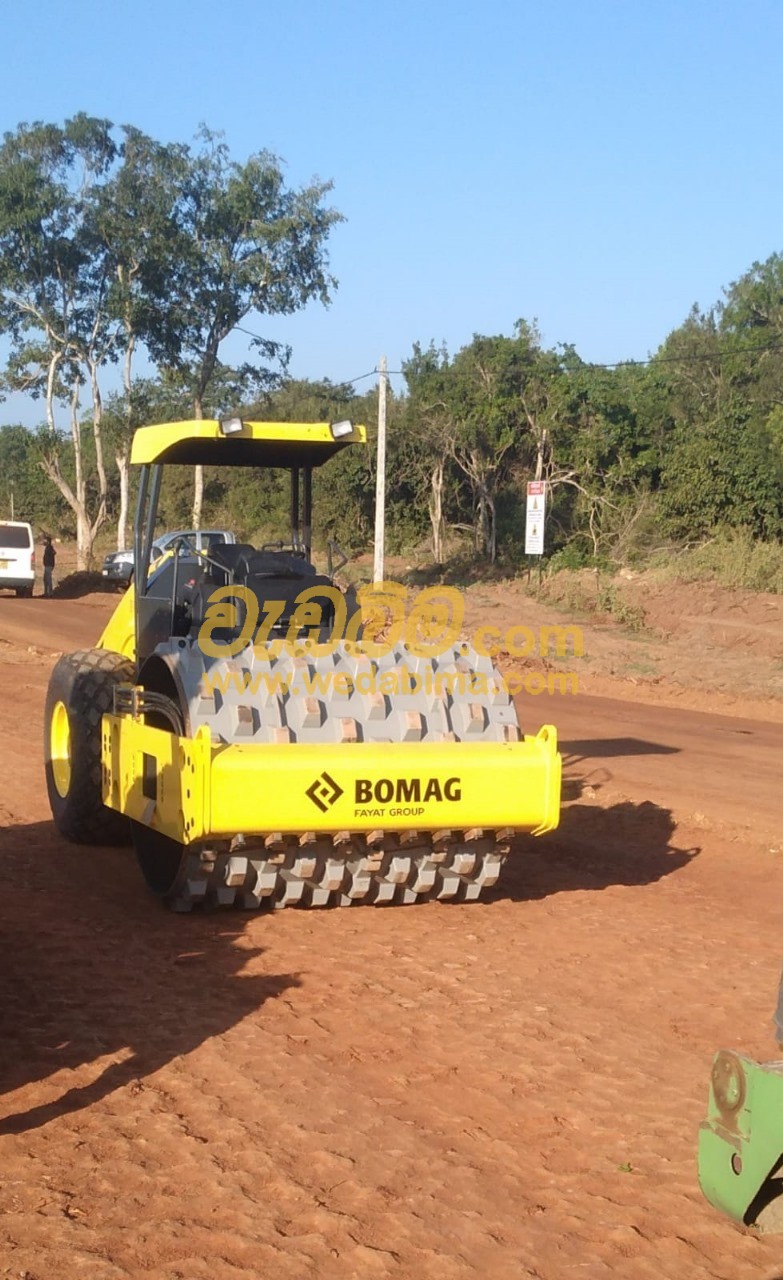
[0, 521, 35, 596]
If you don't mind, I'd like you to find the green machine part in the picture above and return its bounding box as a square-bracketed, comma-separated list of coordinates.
[699, 1049, 783, 1230]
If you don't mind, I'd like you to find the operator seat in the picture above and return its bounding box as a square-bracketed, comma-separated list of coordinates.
[209, 542, 255, 583]
[239, 549, 317, 580]
[243, 566, 336, 635]
[184, 549, 357, 645]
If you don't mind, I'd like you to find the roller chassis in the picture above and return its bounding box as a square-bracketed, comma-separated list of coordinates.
[44, 418, 562, 911]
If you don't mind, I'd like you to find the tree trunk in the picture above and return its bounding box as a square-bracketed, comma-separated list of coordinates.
[116, 449, 130, 552]
[42, 365, 107, 570]
[534, 427, 547, 481]
[88, 360, 109, 543]
[192, 395, 204, 529]
[192, 466, 204, 529]
[76, 507, 93, 570]
[39, 455, 94, 571]
[487, 492, 497, 563]
[473, 480, 496, 562]
[428, 459, 445, 564]
[69, 378, 96, 570]
[473, 492, 483, 553]
[118, 324, 135, 552]
[476, 489, 490, 557]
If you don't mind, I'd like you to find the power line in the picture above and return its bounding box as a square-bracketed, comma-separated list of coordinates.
[230, 336, 403, 387]
[275, 367, 405, 387]
[235, 317, 783, 378]
[337, 368, 404, 384]
[335, 369, 381, 385]
[577, 339, 783, 371]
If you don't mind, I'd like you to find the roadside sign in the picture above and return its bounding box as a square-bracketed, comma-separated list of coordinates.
[525, 480, 546, 556]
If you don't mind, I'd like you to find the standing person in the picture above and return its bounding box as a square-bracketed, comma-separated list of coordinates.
[43, 537, 56, 598]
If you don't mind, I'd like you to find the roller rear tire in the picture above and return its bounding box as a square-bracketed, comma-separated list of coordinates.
[44, 648, 134, 845]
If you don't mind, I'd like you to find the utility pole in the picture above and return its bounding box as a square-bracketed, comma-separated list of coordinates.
[373, 355, 388, 584]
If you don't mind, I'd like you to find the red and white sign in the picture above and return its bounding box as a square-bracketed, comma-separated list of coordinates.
[525, 480, 546, 555]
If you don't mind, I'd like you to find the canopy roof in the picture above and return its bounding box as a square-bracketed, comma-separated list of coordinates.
[130, 420, 366, 468]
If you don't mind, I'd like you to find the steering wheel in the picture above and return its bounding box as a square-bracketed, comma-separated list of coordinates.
[170, 535, 230, 578]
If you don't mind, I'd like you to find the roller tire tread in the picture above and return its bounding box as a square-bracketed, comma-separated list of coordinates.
[44, 648, 134, 845]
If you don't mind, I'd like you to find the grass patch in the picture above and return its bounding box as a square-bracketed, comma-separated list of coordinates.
[623, 659, 659, 677]
[596, 582, 647, 631]
[537, 569, 648, 632]
[650, 532, 783, 594]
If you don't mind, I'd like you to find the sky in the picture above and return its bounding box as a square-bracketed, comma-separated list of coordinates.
[1, 0, 783, 418]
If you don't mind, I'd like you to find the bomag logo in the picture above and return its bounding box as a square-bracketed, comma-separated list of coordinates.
[354, 776, 462, 818]
[355, 777, 461, 804]
[305, 773, 463, 819]
[305, 771, 344, 813]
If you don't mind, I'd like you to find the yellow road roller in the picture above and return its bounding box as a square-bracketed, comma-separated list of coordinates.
[44, 419, 561, 910]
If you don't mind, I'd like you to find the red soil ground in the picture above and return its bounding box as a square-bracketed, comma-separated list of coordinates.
[1, 585, 782, 1279]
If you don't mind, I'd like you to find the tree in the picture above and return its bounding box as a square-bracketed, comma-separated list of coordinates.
[402, 343, 461, 564]
[0, 114, 119, 567]
[93, 128, 191, 550]
[403, 324, 561, 562]
[653, 291, 783, 539]
[260, 376, 390, 555]
[138, 128, 344, 526]
[0, 117, 344, 558]
[0, 424, 70, 529]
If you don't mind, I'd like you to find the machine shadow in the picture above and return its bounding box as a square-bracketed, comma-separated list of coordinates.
[492, 792, 698, 904]
[0, 819, 299, 1135]
[486, 732, 697, 902]
[1, 784, 695, 1132]
[561, 736, 681, 761]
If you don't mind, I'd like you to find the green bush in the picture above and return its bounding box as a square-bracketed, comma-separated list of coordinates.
[546, 542, 595, 572]
[596, 581, 647, 631]
[652, 532, 783, 594]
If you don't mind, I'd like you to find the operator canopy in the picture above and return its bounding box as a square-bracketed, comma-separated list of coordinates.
[130, 419, 366, 469]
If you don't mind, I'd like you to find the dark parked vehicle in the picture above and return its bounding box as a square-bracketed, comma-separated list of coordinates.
[102, 529, 236, 587]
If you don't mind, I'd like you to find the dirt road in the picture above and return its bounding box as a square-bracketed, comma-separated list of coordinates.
[1, 594, 783, 1279]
